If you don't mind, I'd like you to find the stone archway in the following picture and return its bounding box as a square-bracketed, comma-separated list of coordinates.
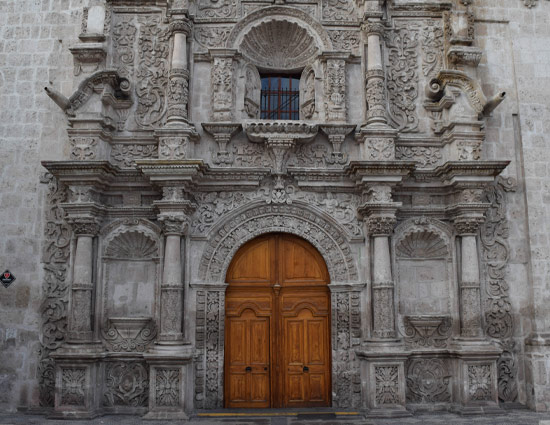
[198, 202, 359, 285]
[194, 203, 362, 410]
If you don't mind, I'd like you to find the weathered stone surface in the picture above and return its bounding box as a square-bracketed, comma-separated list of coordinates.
[0, 0, 550, 417]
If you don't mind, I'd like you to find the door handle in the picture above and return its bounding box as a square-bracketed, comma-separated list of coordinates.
[303, 366, 309, 372]
[245, 366, 252, 372]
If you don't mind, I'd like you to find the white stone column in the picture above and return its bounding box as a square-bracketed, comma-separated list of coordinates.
[167, 19, 192, 125]
[67, 218, 100, 343]
[455, 216, 484, 339]
[363, 20, 387, 126]
[368, 215, 397, 339]
[158, 215, 188, 345]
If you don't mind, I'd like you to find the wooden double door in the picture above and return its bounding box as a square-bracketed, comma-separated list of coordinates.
[224, 233, 331, 408]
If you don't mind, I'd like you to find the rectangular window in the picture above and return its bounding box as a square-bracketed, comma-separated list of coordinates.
[260, 74, 300, 120]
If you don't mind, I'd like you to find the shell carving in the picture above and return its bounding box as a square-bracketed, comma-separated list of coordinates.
[240, 20, 319, 70]
[396, 230, 448, 259]
[105, 231, 159, 260]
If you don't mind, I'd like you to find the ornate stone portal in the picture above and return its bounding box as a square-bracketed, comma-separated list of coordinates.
[41, 0, 514, 419]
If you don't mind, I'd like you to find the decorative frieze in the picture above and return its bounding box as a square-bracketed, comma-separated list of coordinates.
[366, 215, 396, 236]
[111, 144, 158, 168]
[194, 27, 231, 49]
[395, 146, 442, 167]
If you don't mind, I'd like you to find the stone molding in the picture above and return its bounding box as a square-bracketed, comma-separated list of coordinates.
[198, 202, 359, 284]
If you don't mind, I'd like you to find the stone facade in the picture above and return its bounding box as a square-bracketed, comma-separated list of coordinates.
[0, 0, 550, 418]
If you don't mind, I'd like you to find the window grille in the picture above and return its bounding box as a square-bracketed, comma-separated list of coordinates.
[260, 74, 300, 120]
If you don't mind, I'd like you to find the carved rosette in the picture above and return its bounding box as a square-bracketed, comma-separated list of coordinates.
[406, 359, 451, 403]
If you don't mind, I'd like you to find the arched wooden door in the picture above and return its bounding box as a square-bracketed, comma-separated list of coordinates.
[224, 233, 331, 408]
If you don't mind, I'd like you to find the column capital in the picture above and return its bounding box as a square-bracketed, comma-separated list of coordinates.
[453, 215, 484, 235]
[366, 215, 397, 236]
[66, 216, 101, 236]
[362, 20, 385, 36]
[168, 18, 192, 36]
[158, 214, 189, 236]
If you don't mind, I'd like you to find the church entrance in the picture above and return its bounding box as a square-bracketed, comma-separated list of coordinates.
[224, 233, 331, 408]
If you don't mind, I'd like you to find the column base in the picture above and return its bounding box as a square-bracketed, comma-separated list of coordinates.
[356, 342, 411, 415]
[143, 347, 194, 419]
[449, 339, 502, 414]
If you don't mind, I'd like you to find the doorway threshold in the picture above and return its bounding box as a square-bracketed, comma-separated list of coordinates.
[195, 408, 362, 419]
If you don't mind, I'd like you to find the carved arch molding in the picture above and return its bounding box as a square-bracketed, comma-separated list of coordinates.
[198, 203, 359, 284]
[194, 203, 362, 409]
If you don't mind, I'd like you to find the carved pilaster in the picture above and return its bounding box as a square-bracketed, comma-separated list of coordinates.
[454, 215, 485, 339]
[210, 49, 238, 122]
[66, 217, 100, 343]
[321, 53, 349, 122]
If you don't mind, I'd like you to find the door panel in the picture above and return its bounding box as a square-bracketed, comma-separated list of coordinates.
[225, 234, 331, 408]
[226, 309, 270, 408]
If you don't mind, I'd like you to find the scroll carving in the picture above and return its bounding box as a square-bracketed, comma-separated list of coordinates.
[39, 174, 71, 407]
[386, 25, 419, 132]
[480, 177, 518, 402]
[332, 292, 361, 408]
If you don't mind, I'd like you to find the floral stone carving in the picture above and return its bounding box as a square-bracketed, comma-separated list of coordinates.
[406, 358, 450, 403]
[403, 316, 452, 348]
[155, 369, 181, 407]
[102, 317, 157, 352]
[61, 368, 86, 406]
[104, 362, 149, 407]
[375, 366, 400, 405]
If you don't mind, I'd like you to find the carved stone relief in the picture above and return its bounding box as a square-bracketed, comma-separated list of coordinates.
[110, 144, 158, 168]
[191, 187, 362, 238]
[111, 14, 170, 129]
[406, 358, 451, 403]
[480, 177, 518, 402]
[61, 368, 86, 406]
[244, 64, 260, 119]
[322, 0, 356, 22]
[102, 319, 157, 352]
[332, 291, 361, 408]
[104, 362, 149, 407]
[395, 146, 442, 168]
[300, 67, 316, 120]
[155, 369, 181, 407]
[70, 137, 97, 160]
[239, 20, 319, 70]
[375, 366, 400, 405]
[198, 204, 359, 283]
[386, 24, 420, 132]
[194, 290, 225, 409]
[421, 20, 444, 79]
[194, 27, 232, 49]
[197, 0, 237, 20]
[39, 174, 71, 407]
[324, 58, 346, 122]
[468, 364, 493, 401]
[403, 316, 452, 348]
[328, 30, 361, 52]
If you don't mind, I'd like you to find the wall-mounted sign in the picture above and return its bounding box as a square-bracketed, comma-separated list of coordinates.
[1, 270, 15, 288]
